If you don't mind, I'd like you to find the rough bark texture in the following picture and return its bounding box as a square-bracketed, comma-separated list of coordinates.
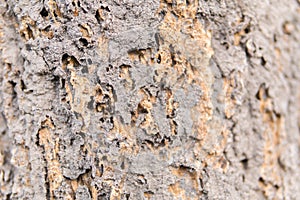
[0, 0, 300, 199]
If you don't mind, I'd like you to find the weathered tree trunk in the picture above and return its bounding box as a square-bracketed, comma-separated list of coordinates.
[0, 0, 299, 199]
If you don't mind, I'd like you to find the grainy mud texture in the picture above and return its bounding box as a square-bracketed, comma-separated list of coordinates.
[0, 0, 299, 199]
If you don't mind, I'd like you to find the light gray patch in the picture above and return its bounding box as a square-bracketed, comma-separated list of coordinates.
[213, 45, 247, 76]
[75, 185, 92, 200]
[108, 27, 156, 62]
[129, 152, 166, 175]
[152, 102, 171, 137]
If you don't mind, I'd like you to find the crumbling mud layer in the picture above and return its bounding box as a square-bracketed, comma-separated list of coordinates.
[0, 0, 299, 199]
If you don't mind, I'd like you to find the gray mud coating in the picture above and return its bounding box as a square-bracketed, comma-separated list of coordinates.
[0, 0, 299, 199]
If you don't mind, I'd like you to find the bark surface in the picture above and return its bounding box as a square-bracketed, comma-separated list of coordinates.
[0, 0, 300, 199]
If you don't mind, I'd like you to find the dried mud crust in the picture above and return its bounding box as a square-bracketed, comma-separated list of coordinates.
[0, 0, 299, 199]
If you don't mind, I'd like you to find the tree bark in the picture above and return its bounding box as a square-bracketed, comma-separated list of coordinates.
[0, 0, 299, 199]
